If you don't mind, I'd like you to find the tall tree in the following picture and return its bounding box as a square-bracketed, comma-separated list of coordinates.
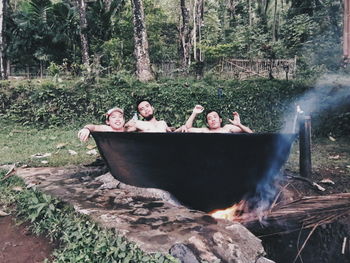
[75, 0, 90, 71]
[131, 0, 154, 82]
[193, 0, 204, 62]
[180, 0, 191, 68]
[0, 0, 7, 79]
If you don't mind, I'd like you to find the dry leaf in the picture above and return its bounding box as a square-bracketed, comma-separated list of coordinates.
[31, 153, 52, 158]
[56, 143, 67, 149]
[86, 149, 98, 155]
[320, 178, 335, 185]
[328, 136, 336, 141]
[86, 144, 96, 150]
[0, 210, 9, 217]
[328, 155, 340, 160]
[68, 149, 78, 155]
[312, 182, 326, 191]
[12, 186, 23, 192]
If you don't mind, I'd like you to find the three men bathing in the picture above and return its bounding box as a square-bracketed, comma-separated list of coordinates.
[78, 101, 252, 141]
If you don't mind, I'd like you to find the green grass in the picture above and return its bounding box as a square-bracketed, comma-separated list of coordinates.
[0, 119, 97, 167]
[286, 136, 350, 177]
[1, 118, 349, 179]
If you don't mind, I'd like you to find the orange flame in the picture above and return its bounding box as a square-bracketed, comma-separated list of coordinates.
[209, 200, 247, 221]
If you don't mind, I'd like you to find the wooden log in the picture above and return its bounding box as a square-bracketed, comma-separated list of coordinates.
[241, 193, 350, 233]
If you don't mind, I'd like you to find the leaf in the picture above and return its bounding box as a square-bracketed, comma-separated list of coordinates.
[0, 210, 9, 217]
[328, 136, 336, 141]
[86, 144, 96, 150]
[86, 149, 98, 155]
[56, 143, 67, 149]
[68, 149, 78, 155]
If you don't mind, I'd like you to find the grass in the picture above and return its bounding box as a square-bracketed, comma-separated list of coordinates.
[1, 117, 349, 178]
[0, 119, 97, 167]
[286, 136, 350, 177]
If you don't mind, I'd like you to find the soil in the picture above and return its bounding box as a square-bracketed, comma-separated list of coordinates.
[255, 168, 350, 263]
[0, 216, 56, 263]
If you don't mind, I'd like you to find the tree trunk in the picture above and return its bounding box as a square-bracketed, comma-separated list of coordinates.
[180, 0, 191, 68]
[193, 0, 204, 62]
[75, 0, 90, 72]
[131, 0, 154, 82]
[0, 0, 7, 80]
[272, 0, 278, 42]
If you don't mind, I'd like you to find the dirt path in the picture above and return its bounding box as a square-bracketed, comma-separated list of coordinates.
[0, 216, 56, 263]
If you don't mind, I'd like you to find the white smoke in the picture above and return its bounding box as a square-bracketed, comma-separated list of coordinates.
[282, 73, 350, 134]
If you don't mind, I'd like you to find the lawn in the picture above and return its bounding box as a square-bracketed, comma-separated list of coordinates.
[0, 120, 97, 167]
[1, 118, 349, 186]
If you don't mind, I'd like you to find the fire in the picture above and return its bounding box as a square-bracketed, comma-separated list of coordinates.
[209, 200, 246, 221]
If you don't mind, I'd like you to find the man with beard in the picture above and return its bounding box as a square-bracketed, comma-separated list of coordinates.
[125, 100, 172, 132]
[180, 105, 253, 133]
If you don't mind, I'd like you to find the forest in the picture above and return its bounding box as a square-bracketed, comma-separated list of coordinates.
[0, 0, 345, 81]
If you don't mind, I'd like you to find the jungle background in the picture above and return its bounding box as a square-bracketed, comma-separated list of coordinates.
[0, 0, 350, 262]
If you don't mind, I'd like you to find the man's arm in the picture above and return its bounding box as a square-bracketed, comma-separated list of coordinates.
[228, 112, 253, 133]
[78, 124, 111, 141]
[124, 120, 138, 132]
[185, 105, 204, 128]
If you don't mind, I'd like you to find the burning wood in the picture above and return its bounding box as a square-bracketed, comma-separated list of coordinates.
[244, 193, 350, 231]
[210, 193, 350, 233]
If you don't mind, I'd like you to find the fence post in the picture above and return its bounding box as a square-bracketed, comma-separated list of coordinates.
[299, 115, 312, 177]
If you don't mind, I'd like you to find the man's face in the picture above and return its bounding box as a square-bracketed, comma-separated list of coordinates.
[106, 111, 125, 130]
[137, 101, 154, 119]
[206, 111, 222, 129]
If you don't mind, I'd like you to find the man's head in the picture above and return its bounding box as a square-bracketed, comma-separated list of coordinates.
[105, 107, 125, 130]
[206, 110, 223, 130]
[136, 100, 154, 121]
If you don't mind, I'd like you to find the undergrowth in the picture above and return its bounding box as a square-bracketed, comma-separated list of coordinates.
[0, 170, 180, 263]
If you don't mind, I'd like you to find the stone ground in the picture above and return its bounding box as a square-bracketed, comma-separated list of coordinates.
[0, 165, 273, 263]
[1, 162, 350, 263]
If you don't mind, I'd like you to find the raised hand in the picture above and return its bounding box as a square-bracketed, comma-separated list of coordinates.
[193, 105, 204, 114]
[228, 112, 241, 126]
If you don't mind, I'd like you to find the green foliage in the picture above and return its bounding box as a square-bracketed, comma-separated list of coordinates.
[0, 75, 348, 136]
[0, 171, 179, 262]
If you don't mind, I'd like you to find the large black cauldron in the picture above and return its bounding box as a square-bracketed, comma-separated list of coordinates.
[92, 132, 296, 212]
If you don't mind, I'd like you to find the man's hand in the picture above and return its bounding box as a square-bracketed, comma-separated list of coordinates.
[228, 112, 241, 126]
[192, 105, 204, 115]
[78, 128, 90, 142]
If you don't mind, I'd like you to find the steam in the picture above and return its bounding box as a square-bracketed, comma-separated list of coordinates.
[246, 73, 350, 222]
[282, 73, 350, 134]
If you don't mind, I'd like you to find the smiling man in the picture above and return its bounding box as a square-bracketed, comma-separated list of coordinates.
[125, 100, 172, 132]
[180, 105, 253, 133]
[78, 107, 126, 142]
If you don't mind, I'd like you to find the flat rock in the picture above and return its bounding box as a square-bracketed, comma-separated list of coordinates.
[13, 166, 273, 263]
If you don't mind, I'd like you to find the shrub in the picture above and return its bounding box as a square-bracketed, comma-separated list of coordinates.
[0, 76, 348, 136]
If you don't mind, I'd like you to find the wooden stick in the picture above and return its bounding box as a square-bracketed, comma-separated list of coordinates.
[342, 237, 347, 255]
[292, 224, 319, 263]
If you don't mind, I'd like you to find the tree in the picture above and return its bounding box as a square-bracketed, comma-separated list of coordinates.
[75, 0, 90, 71]
[131, 0, 154, 82]
[180, 0, 191, 68]
[0, 0, 7, 79]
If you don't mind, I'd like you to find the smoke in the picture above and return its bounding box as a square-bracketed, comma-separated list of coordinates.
[245, 73, 350, 223]
[282, 73, 350, 134]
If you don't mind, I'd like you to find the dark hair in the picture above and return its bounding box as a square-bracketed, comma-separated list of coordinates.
[205, 110, 222, 121]
[136, 99, 152, 112]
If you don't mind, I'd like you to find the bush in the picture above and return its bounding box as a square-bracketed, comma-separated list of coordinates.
[0, 76, 348, 136]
